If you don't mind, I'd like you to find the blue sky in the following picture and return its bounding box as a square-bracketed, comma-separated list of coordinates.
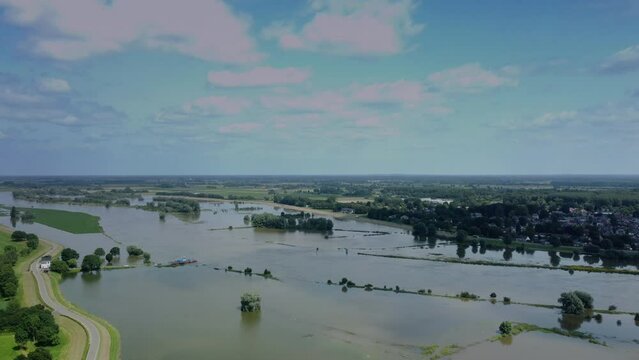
[0, 0, 638, 175]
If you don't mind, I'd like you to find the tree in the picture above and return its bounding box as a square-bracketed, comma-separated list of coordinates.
[66, 259, 78, 269]
[105, 253, 113, 264]
[14, 328, 28, 349]
[81, 255, 101, 273]
[61, 248, 79, 263]
[558, 292, 585, 315]
[109, 247, 120, 257]
[499, 321, 512, 335]
[26, 234, 39, 250]
[573, 291, 594, 309]
[427, 224, 438, 238]
[240, 293, 261, 312]
[412, 222, 427, 238]
[126, 246, 144, 256]
[50, 260, 69, 274]
[456, 230, 468, 243]
[27, 348, 53, 360]
[143, 252, 151, 264]
[10, 231, 27, 242]
[10, 206, 18, 219]
[94, 248, 106, 257]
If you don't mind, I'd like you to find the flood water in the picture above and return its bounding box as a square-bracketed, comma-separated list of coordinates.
[1, 192, 638, 359]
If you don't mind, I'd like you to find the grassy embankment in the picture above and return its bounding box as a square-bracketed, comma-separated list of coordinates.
[48, 271, 121, 360]
[18, 208, 103, 234]
[0, 227, 75, 359]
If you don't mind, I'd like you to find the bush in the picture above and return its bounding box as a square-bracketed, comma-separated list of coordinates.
[94, 248, 106, 257]
[609, 305, 617, 311]
[499, 321, 512, 335]
[339, 277, 348, 285]
[490, 292, 497, 298]
[244, 267, 252, 275]
[50, 260, 69, 274]
[503, 297, 511, 304]
[240, 293, 261, 312]
[459, 291, 479, 300]
[67, 259, 78, 268]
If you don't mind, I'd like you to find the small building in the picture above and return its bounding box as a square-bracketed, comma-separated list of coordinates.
[40, 255, 52, 271]
[340, 207, 355, 214]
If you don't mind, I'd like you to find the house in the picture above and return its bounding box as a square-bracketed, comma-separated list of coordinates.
[40, 255, 52, 271]
[340, 207, 355, 214]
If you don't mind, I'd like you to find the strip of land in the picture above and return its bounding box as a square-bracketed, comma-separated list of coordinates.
[1, 225, 119, 360]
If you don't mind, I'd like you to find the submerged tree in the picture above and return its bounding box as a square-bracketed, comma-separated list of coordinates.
[558, 291, 593, 315]
[499, 321, 512, 335]
[240, 293, 261, 312]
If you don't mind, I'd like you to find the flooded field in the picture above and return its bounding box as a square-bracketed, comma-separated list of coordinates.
[1, 192, 638, 359]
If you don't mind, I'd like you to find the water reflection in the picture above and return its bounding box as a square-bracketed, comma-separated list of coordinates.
[457, 244, 466, 258]
[80, 271, 102, 283]
[240, 311, 261, 332]
[498, 335, 513, 346]
[503, 249, 513, 261]
[558, 314, 584, 331]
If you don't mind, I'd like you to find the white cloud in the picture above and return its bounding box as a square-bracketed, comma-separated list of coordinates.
[39, 78, 71, 93]
[260, 91, 347, 113]
[351, 80, 432, 107]
[218, 122, 262, 134]
[0, 74, 123, 126]
[208, 67, 310, 87]
[599, 44, 639, 74]
[0, 0, 262, 63]
[532, 111, 577, 127]
[185, 96, 251, 115]
[428, 63, 518, 93]
[262, 0, 423, 56]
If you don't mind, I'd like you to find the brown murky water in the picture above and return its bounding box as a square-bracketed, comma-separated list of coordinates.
[1, 192, 638, 359]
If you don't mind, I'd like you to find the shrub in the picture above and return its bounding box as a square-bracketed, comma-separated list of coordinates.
[459, 291, 479, 300]
[490, 292, 497, 298]
[244, 267, 252, 275]
[94, 248, 106, 257]
[327, 279, 333, 285]
[609, 305, 617, 311]
[635, 313, 639, 322]
[346, 280, 356, 288]
[503, 297, 511, 304]
[499, 321, 512, 335]
[339, 277, 348, 285]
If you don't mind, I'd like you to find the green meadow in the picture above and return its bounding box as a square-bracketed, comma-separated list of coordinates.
[19, 208, 103, 234]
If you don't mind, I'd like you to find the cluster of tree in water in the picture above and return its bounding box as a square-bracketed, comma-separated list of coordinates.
[142, 197, 200, 214]
[250, 212, 333, 232]
[50, 244, 150, 274]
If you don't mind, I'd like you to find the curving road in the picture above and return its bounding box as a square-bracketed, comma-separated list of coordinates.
[30, 248, 102, 360]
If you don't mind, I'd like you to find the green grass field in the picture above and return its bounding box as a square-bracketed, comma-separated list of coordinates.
[19, 208, 103, 234]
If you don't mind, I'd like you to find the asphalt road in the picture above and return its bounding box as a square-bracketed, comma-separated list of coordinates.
[30, 250, 101, 360]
